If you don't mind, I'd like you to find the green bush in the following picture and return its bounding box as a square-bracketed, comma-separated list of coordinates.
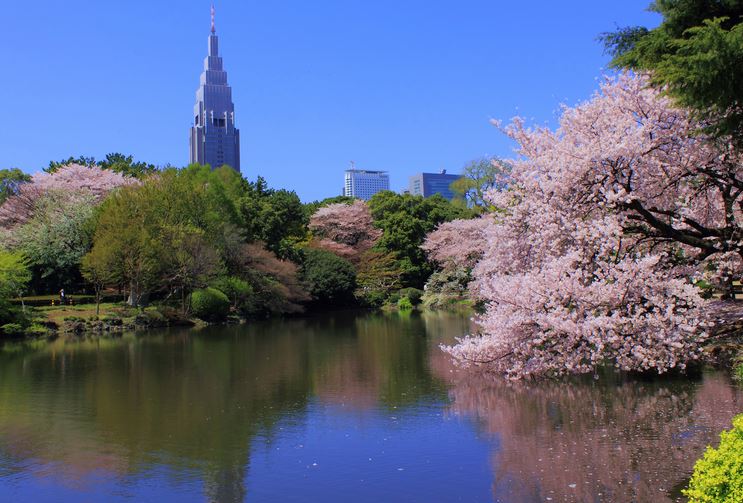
[301, 248, 356, 305]
[0, 323, 24, 336]
[26, 324, 49, 336]
[211, 276, 253, 311]
[397, 297, 414, 311]
[399, 287, 423, 306]
[358, 289, 388, 308]
[684, 414, 743, 502]
[190, 287, 230, 321]
[735, 363, 743, 382]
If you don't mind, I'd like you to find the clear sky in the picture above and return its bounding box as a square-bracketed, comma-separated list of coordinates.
[2, 1, 659, 202]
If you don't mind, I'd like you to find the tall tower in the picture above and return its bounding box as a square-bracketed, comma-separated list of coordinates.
[189, 5, 240, 172]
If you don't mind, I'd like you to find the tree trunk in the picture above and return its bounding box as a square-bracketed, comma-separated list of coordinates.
[128, 281, 140, 307]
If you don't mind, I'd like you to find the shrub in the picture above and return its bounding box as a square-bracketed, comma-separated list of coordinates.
[301, 248, 356, 305]
[397, 297, 413, 311]
[26, 324, 49, 336]
[684, 414, 743, 502]
[102, 315, 123, 326]
[421, 267, 471, 309]
[210, 276, 253, 311]
[358, 289, 387, 308]
[0, 323, 24, 336]
[399, 287, 423, 306]
[190, 287, 230, 321]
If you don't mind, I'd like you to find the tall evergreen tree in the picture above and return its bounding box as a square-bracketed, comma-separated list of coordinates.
[602, 1, 743, 140]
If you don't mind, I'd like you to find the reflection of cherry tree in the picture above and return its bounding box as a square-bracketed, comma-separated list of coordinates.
[438, 365, 743, 503]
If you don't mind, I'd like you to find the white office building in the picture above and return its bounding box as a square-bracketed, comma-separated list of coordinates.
[343, 170, 390, 200]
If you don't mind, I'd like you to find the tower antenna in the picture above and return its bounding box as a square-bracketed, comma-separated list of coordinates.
[210, 3, 216, 34]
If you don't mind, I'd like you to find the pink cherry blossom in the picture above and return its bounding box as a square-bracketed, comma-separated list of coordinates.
[440, 74, 731, 379]
[309, 200, 381, 263]
[0, 164, 136, 228]
[422, 216, 491, 270]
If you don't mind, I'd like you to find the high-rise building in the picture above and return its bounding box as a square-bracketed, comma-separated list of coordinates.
[408, 170, 462, 200]
[344, 169, 390, 200]
[189, 5, 240, 172]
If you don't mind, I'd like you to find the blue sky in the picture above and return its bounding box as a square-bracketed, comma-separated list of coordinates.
[2, 1, 659, 202]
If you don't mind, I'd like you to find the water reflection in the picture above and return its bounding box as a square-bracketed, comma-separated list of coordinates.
[0, 312, 467, 502]
[0, 311, 739, 503]
[437, 364, 743, 502]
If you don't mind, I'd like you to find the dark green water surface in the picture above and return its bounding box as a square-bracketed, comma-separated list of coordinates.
[0, 311, 740, 502]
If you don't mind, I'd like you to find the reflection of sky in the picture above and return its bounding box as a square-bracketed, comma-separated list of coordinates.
[247, 400, 495, 503]
[0, 465, 205, 503]
[0, 399, 496, 502]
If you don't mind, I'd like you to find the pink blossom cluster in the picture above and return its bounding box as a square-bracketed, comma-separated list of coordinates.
[441, 74, 722, 379]
[421, 216, 491, 270]
[0, 164, 136, 228]
[308, 200, 381, 262]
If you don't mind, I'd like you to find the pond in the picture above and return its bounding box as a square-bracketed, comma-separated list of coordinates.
[0, 311, 740, 502]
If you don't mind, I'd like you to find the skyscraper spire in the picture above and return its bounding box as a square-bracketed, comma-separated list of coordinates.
[190, 4, 241, 172]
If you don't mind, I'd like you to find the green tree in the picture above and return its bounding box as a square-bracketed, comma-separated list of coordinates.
[301, 248, 356, 305]
[80, 244, 118, 316]
[46, 153, 157, 178]
[602, 1, 743, 139]
[355, 250, 404, 306]
[98, 153, 158, 178]
[14, 191, 97, 292]
[238, 177, 307, 259]
[0, 251, 31, 322]
[88, 165, 241, 307]
[90, 185, 162, 306]
[368, 191, 473, 288]
[159, 224, 222, 313]
[45, 155, 96, 172]
[450, 157, 511, 211]
[0, 168, 31, 205]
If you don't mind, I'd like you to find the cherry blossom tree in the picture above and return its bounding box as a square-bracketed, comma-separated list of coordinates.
[0, 163, 135, 228]
[308, 200, 381, 263]
[421, 216, 491, 270]
[442, 74, 733, 379]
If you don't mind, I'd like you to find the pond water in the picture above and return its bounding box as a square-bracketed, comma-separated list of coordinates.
[0, 311, 740, 502]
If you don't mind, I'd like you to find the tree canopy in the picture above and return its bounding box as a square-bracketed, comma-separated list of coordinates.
[602, 0, 743, 139]
[301, 248, 356, 305]
[368, 191, 473, 288]
[46, 153, 158, 178]
[440, 74, 725, 379]
[0, 168, 31, 205]
[449, 157, 511, 211]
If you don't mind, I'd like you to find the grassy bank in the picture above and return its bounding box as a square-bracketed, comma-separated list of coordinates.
[1, 301, 198, 337]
